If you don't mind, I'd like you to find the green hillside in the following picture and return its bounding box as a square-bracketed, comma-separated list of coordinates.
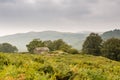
[0, 31, 87, 52]
[101, 29, 120, 39]
[0, 53, 120, 80]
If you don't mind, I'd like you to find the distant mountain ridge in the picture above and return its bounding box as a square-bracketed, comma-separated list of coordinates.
[0, 31, 88, 52]
[0, 29, 119, 52]
[101, 29, 120, 39]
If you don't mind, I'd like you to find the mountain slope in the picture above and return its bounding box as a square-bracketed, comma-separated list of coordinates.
[101, 29, 120, 39]
[0, 29, 119, 52]
[0, 31, 87, 52]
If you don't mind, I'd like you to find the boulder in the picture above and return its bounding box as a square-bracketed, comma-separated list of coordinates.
[33, 47, 49, 54]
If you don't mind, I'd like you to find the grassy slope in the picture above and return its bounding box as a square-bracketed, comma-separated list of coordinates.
[0, 53, 120, 80]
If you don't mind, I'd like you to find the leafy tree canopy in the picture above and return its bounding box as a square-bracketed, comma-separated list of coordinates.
[26, 39, 44, 53]
[26, 39, 79, 54]
[82, 33, 102, 55]
[0, 43, 18, 53]
[101, 38, 120, 61]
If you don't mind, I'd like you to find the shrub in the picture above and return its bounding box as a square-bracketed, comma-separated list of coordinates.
[69, 48, 79, 54]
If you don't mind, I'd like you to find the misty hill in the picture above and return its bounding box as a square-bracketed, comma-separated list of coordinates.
[0, 31, 88, 52]
[101, 29, 120, 39]
[0, 29, 119, 52]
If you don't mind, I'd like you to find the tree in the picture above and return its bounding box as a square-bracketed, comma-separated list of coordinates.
[68, 48, 79, 54]
[0, 43, 18, 53]
[26, 39, 79, 54]
[26, 39, 44, 53]
[82, 33, 102, 55]
[43, 40, 53, 51]
[52, 39, 72, 52]
[101, 38, 120, 61]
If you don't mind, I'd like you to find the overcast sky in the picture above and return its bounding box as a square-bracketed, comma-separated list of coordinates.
[0, 0, 120, 36]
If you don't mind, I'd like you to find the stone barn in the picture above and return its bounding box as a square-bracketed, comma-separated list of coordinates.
[33, 47, 49, 54]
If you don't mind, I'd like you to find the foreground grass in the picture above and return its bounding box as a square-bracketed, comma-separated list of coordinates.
[0, 53, 120, 80]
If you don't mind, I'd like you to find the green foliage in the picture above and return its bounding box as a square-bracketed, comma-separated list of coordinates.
[82, 33, 102, 56]
[0, 54, 10, 66]
[68, 48, 79, 54]
[0, 43, 18, 53]
[33, 56, 44, 63]
[52, 39, 72, 52]
[26, 39, 44, 53]
[101, 38, 120, 61]
[0, 53, 120, 80]
[43, 40, 53, 51]
[26, 39, 79, 54]
[38, 65, 54, 74]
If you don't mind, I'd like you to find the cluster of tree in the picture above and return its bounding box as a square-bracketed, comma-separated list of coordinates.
[82, 33, 120, 61]
[0, 43, 18, 53]
[26, 39, 79, 54]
